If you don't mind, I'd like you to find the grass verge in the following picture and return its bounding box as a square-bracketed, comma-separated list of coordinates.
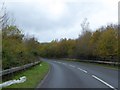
[2, 61, 49, 89]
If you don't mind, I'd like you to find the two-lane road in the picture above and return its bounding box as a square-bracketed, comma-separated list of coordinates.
[37, 59, 118, 89]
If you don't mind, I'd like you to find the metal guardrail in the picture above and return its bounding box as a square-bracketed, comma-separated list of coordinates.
[0, 61, 41, 76]
[79, 60, 119, 65]
[62, 58, 119, 66]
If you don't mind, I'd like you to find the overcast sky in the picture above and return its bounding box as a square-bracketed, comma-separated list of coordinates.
[0, 0, 119, 42]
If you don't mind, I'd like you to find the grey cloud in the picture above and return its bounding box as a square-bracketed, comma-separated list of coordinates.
[4, 1, 117, 42]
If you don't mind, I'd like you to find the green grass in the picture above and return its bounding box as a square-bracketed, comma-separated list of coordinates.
[2, 61, 49, 89]
[64, 59, 119, 70]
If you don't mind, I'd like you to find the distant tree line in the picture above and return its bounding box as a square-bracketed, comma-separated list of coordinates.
[39, 24, 119, 62]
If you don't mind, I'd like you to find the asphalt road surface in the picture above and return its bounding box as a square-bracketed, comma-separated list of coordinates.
[37, 59, 119, 89]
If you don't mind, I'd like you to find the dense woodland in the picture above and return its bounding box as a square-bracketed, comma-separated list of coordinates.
[1, 5, 41, 69]
[2, 24, 119, 70]
[0, 5, 119, 70]
[39, 24, 119, 61]
[2, 26, 41, 69]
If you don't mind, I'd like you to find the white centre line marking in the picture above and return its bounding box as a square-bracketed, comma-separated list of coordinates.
[57, 62, 61, 64]
[77, 68, 87, 73]
[92, 75, 117, 90]
[69, 65, 75, 68]
[62, 63, 67, 65]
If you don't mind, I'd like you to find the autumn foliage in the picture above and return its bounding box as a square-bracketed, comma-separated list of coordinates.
[2, 26, 40, 69]
[39, 24, 118, 61]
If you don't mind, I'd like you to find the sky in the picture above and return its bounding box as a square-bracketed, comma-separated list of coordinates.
[0, 0, 119, 42]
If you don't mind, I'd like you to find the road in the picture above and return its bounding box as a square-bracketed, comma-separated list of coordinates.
[37, 59, 119, 89]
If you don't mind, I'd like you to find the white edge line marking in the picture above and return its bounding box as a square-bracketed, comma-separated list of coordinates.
[92, 75, 117, 90]
[78, 68, 87, 73]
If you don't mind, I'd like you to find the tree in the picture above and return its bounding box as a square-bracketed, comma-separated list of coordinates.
[97, 25, 118, 60]
[0, 2, 9, 30]
[89, 30, 101, 57]
[76, 31, 92, 59]
[80, 18, 90, 34]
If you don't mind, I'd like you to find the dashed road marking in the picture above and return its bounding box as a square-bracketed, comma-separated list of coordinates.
[92, 75, 117, 90]
[69, 65, 75, 68]
[77, 68, 87, 73]
[62, 63, 67, 65]
[57, 62, 62, 64]
[53, 61, 116, 90]
[53, 61, 116, 89]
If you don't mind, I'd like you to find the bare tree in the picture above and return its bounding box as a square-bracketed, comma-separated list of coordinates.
[80, 18, 90, 34]
[0, 2, 9, 30]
